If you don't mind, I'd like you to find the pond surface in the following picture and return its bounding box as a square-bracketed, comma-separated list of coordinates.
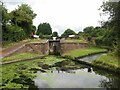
[33, 53, 120, 89]
[34, 68, 120, 89]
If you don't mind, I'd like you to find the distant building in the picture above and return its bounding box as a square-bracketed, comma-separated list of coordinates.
[68, 35, 75, 39]
[31, 32, 39, 38]
[53, 37, 57, 40]
[33, 35, 39, 38]
[68, 35, 75, 38]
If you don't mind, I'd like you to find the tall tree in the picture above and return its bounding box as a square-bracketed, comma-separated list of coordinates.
[83, 26, 94, 34]
[61, 29, 76, 37]
[37, 23, 52, 35]
[18, 4, 36, 19]
[10, 4, 36, 37]
[100, 1, 120, 56]
[52, 31, 59, 37]
[2, 4, 37, 42]
[1, 4, 11, 41]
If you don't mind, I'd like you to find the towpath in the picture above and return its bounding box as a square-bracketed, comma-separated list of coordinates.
[0, 41, 30, 58]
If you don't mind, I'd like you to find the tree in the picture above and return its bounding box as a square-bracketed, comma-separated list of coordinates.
[2, 4, 37, 42]
[52, 31, 59, 37]
[18, 4, 36, 19]
[78, 31, 83, 35]
[37, 23, 52, 35]
[99, 1, 120, 57]
[3, 25, 26, 42]
[10, 4, 36, 37]
[31, 25, 36, 32]
[61, 29, 76, 37]
[83, 26, 95, 36]
[1, 4, 11, 41]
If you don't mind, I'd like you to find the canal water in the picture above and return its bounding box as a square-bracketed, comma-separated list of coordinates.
[33, 53, 120, 89]
[78, 53, 107, 63]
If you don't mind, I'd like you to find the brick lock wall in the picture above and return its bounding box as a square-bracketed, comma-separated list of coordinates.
[60, 42, 88, 53]
[6, 42, 88, 57]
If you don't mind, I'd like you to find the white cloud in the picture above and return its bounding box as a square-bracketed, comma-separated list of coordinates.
[32, 0, 105, 35]
[2, 0, 107, 35]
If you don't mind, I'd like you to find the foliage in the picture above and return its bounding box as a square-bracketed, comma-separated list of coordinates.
[31, 25, 36, 32]
[52, 31, 59, 37]
[83, 26, 94, 36]
[10, 4, 36, 37]
[1, 4, 10, 41]
[37, 23, 52, 35]
[2, 4, 37, 42]
[99, 1, 120, 57]
[0, 4, 10, 24]
[2, 55, 66, 89]
[18, 4, 36, 19]
[2, 63, 36, 89]
[61, 28, 76, 37]
[3, 25, 26, 42]
[78, 31, 83, 35]
[77, 32, 85, 40]
[81, 1, 120, 53]
[40, 56, 65, 66]
[100, 1, 119, 27]
[93, 27, 116, 46]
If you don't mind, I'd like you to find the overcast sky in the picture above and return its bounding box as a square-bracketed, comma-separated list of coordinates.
[1, 0, 108, 35]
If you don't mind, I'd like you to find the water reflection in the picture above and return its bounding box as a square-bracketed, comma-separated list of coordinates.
[34, 68, 119, 89]
[33, 53, 119, 89]
[88, 67, 92, 73]
[93, 68, 120, 89]
[55, 67, 76, 74]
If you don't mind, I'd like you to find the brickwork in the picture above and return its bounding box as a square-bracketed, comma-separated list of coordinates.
[60, 42, 88, 53]
[2, 41, 88, 58]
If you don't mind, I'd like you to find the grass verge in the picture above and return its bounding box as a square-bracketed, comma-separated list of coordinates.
[29, 39, 47, 43]
[2, 53, 40, 62]
[62, 47, 107, 59]
[2, 40, 30, 50]
[64, 39, 86, 43]
[2, 39, 47, 50]
[92, 54, 120, 73]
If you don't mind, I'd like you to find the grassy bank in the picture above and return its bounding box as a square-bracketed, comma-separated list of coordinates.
[92, 54, 119, 73]
[64, 39, 86, 43]
[1, 56, 66, 89]
[29, 39, 47, 43]
[2, 40, 29, 50]
[62, 47, 107, 59]
[2, 53, 41, 62]
[2, 39, 47, 50]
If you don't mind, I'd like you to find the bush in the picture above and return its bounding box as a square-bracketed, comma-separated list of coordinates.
[3, 25, 26, 42]
[95, 37, 103, 46]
